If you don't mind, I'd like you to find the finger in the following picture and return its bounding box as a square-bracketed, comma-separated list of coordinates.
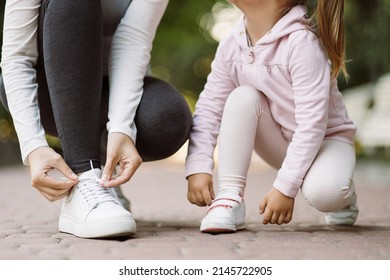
[187, 191, 196, 204]
[259, 199, 267, 214]
[262, 209, 272, 225]
[103, 162, 137, 187]
[187, 184, 200, 205]
[195, 192, 207, 207]
[102, 156, 118, 182]
[277, 213, 286, 225]
[270, 211, 280, 224]
[38, 187, 71, 202]
[52, 157, 78, 181]
[285, 211, 293, 224]
[32, 174, 77, 191]
[188, 192, 206, 206]
[209, 183, 215, 200]
[202, 190, 213, 206]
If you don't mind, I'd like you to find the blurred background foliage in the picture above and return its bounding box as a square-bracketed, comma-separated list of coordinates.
[0, 0, 389, 164]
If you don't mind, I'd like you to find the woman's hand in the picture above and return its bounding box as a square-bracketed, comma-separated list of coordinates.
[101, 132, 142, 187]
[28, 146, 79, 202]
[187, 173, 215, 206]
[259, 187, 294, 225]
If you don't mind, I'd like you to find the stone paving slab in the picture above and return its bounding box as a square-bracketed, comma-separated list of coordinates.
[0, 158, 389, 260]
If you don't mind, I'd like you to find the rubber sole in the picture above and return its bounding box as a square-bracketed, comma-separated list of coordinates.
[59, 215, 136, 238]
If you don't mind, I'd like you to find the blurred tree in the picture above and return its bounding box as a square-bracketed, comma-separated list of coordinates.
[341, 0, 390, 90]
[150, 0, 219, 110]
[0, 0, 16, 145]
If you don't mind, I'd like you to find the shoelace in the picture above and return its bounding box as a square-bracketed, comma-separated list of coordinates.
[77, 161, 118, 210]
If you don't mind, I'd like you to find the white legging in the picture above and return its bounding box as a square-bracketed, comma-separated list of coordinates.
[218, 86, 356, 212]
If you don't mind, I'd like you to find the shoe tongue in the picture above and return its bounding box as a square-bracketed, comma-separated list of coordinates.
[78, 168, 102, 181]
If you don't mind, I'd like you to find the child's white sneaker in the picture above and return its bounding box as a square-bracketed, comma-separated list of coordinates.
[325, 193, 359, 225]
[59, 168, 136, 238]
[200, 192, 245, 233]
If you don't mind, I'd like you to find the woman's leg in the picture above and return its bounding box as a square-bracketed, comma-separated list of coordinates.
[38, 0, 103, 173]
[100, 76, 193, 163]
[135, 76, 192, 161]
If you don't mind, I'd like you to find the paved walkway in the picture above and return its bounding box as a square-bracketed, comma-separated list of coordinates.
[0, 155, 389, 260]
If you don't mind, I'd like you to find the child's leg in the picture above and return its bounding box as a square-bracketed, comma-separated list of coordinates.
[218, 86, 289, 196]
[218, 86, 265, 196]
[201, 86, 287, 233]
[301, 140, 357, 218]
[200, 86, 257, 232]
[37, 0, 103, 173]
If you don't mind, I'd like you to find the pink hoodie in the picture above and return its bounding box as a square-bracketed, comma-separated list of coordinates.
[185, 5, 356, 198]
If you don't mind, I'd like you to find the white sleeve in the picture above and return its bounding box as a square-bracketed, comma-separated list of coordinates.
[107, 0, 169, 143]
[0, 0, 48, 165]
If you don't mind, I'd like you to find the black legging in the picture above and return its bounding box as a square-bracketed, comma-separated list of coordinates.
[0, 0, 192, 173]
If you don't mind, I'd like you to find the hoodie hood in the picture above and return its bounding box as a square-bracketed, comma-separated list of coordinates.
[232, 5, 311, 47]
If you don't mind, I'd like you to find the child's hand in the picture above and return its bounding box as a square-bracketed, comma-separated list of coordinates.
[259, 187, 294, 225]
[187, 173, 215, 206]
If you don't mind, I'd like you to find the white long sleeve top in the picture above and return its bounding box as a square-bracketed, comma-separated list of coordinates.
[1, 0, 168, 164]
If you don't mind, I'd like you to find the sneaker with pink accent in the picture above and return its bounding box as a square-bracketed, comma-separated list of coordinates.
[200, 192, 245, 233]
[325, 193, 359, 226]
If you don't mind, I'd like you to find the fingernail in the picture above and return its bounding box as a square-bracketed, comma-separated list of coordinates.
[71, 173, 78, 180]
[101, 174, 108, 182]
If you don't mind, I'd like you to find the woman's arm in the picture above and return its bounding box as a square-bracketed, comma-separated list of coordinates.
[107, 0, 169, 143]
[101, 0, 169, 186]
[1, 0, 48, 164]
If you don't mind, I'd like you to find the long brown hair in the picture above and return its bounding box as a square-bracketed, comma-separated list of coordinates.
[288, 0, 348, 79]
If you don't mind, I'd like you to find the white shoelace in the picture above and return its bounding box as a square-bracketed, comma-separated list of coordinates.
[77, 161, 118, 210]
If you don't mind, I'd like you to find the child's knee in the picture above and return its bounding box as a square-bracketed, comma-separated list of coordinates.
[225, 86, 263, 114]
[302, 178, 355, 212]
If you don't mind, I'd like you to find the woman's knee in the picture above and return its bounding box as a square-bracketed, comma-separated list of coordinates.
[135, 77, 192, 161]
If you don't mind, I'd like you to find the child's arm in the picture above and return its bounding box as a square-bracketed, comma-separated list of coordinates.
[185, 41, 236, 206]
[259, 188, 294, 225]
[187, 173, 215, 206]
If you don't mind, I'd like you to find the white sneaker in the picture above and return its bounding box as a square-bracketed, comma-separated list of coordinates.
[200, 192, 245, 233]
[110, 186, 131, 211]
[59, 168, 136, 238]
[325, 193, 359, 225]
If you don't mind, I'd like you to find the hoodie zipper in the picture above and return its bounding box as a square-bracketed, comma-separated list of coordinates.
[245, 31, 255, 64]
[247, 48, 255, 64]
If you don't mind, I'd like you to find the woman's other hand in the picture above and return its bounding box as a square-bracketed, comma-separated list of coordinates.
[101, 132, 142, 187]
[28, 147, 79, 201]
